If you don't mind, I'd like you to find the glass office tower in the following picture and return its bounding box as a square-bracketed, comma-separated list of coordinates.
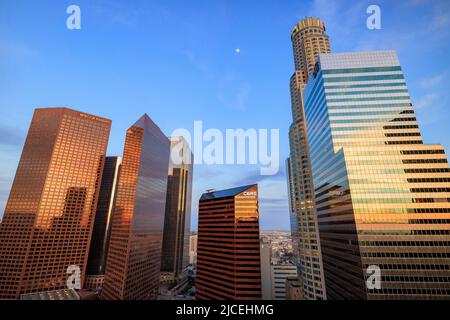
[161, 137, 193, 283]
[0, 108, 111, 300]
[85, 156, 122, 290]
[102, 114, 170, 300]
[303, 51, 450, 299]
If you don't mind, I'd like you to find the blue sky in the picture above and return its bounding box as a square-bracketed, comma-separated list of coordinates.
[0, 0, 449, 231]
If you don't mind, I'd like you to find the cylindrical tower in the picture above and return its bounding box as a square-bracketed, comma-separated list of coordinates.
[287, 17, 331, 300]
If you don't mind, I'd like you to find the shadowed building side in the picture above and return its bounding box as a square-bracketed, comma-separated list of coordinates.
[85, 156, 122, 290]
[161, 137, 193, 284]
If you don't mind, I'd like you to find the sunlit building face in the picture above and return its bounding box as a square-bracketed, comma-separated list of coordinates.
[102, 114, 170, 300]
[0, 108, 111, 300]
[196, 185, 262, 300]
[303, 51, 450, 299]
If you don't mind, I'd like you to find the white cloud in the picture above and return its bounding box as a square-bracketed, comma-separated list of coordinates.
[217, 75, 251, 112]
[0, 42, 38, 59]
[414, 93, 438, 109]
[407, 0, 429, 7]
[182, 50, 215, 80]
[432, 7, 450, 29]
[420, 75, 444, 88]
[307, 0, 367, 36]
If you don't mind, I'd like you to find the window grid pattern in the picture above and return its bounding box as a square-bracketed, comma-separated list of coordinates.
[0, 108, 111, 300]
[303, 51, 450, 300]
[288, 17, 331, 300]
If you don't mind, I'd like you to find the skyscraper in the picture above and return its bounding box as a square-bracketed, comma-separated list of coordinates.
[303, 50, 450, 299]
[287, 17, 331, 300]
[85, 156, 122, 290]
[102, 114, 170, 300]
[161, 137, 193, 284]
[196, 185, 262, 300]
[0, 108, 111, 300]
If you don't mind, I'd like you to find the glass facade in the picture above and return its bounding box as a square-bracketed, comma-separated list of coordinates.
[102, 114, 170, 300]
[0, 108, 111, 300]
[85, 156, 122, 289]
[161, 137, 193, 283]
[304, 51, 450, 299]
[196, 185, 262, 300]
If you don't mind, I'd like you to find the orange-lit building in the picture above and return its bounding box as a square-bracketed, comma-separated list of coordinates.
[196, 185, 262, 300]
[102, 114, 170, 300]
[0, 108, 111, 300]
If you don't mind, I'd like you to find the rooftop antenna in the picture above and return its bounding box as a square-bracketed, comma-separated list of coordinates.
[206, 189, 215, 193]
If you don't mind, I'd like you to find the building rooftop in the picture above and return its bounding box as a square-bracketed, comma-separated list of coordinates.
[200, 184, 256, 201]
[20, 289, 80, 300]
[318, 50, 400, 70]
[131, 113, 169, 142]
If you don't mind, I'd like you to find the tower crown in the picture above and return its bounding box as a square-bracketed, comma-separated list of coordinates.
[291, 17, 326, 37]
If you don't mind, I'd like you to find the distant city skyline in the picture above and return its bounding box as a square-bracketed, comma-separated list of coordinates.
[1, 0, 450, 232]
